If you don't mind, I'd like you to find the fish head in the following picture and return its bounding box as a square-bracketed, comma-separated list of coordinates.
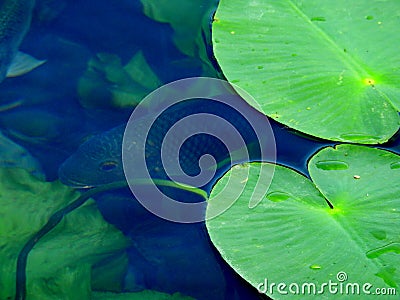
[58, 126, 125, 188]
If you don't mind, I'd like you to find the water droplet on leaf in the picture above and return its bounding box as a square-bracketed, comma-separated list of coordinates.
[310, 264, 322, 270]
[266, 191, 291, 202]
[366, 242, 400, 259]
[315, 160, 349, 170]
[390, 162, 400, 170]
[310, 17, 326, 21]
[370, 230, 387, 240]
[339, 133, 381, 142]
[375, 266, 397, 288]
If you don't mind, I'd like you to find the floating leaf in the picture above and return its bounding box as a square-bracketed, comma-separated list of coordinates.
[212, 0, 400, 144]
[206, 145, 400, 299]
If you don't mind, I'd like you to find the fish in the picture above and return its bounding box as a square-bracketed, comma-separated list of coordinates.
[58, 98, 272, 300]
[0, 131, 45, 179]
[0, 0, 46, 82]
[58, 99, 270, 188]
[59, 124, 126, 188]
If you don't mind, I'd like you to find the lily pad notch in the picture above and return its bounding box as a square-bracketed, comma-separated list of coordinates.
[206, 144, 400, 299]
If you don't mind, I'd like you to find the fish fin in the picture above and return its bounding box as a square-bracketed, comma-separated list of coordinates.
[6, 51, 46, 77]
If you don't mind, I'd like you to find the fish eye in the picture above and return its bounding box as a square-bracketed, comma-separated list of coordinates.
[99, 160, 118, 171]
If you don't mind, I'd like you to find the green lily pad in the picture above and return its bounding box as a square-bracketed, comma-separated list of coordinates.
[206, 145, 400, 299]
[212, 0, 400, 144]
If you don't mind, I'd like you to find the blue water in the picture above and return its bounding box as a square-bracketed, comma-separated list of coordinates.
[2, 1, 399, 300]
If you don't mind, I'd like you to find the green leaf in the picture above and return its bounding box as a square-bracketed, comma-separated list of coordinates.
[141, 0, 218, 76]
[92, 290, 194, 300]
[212, 0, 400, 144]
[0, 167, 129, 300]
[91, 252, 129, 293]
[78, 51, 161, 109]
[206, 145, 400, 299]
[123, 51, 162, 90]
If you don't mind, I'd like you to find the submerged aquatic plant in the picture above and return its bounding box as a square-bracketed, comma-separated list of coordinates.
[141, 0, 219, 76]
[0, 168, 198, 300]
[77, 51, 161, 109]
[8, 168, 203, 299]
[92, 291, 193, 300]
[0, 168, 129, 299]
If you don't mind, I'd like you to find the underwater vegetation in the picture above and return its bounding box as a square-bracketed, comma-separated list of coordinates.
[140, 0, 219, 76]
[0, 131, 44, 179]
[0, 168, 196, 299]
[78, 51, 162, 109]
[0, 0, 399, 300]
[0, 168, 128, 299]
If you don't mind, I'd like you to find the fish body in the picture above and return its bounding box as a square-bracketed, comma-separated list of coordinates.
[0, 0, 45, 82]
[58, 100, 273, 300]
[58, 99, 268, 188]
